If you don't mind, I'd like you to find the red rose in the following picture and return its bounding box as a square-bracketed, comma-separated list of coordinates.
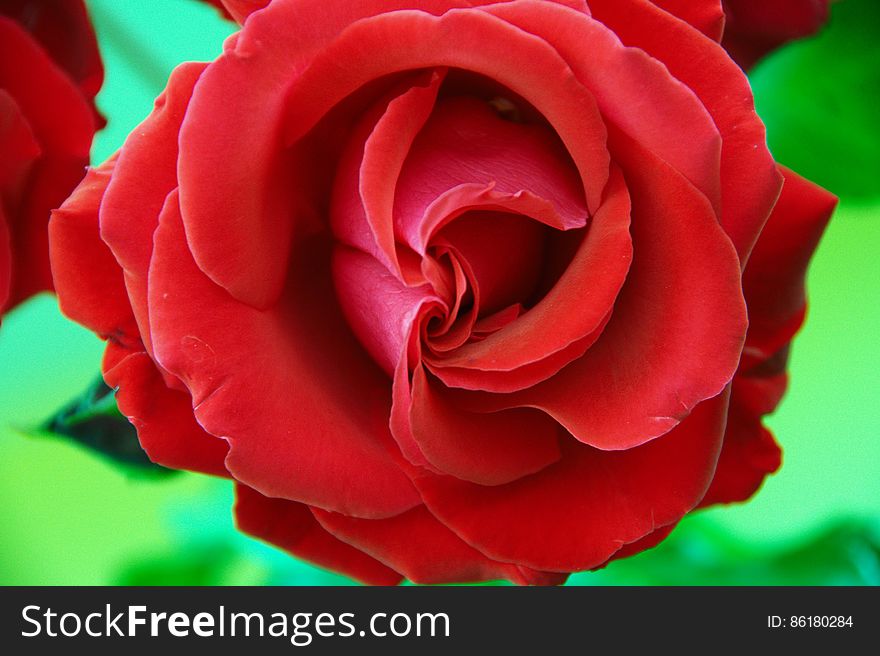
[201, 0, 267, 22]
[700, 166, 834, 507]
[1, 0, 102, 319]
[50, 0, 834, 584]
[201, 0, 234, 20]
[722, 0, 831, 69]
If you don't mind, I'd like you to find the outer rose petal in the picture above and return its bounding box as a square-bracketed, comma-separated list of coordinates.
[739, 167, 837, 368]
[51, 157, 226, 478]
[101, 62, 207, 352]
[700, 376, 785, 506]
[213, 2, 593, 61]
[595, 523, 678, 569]
[103, 342, 230, 478]
[649, 0, 726, 41]
[148, 194, 421, 519]
[314, 504, 566, 585]
[9, 154, 88, 306]
[589, 0, 783, 264]
[49, 156, 139, 345]
[409, 389, 730, 572]
[235, 484, 404, 586]
[178, 0, 485, 309]
[702, 167, 834, 506]
[483, 1, 722, 213]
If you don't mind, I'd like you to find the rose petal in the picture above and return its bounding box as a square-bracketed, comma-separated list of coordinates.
[409, 389, 730, 572]
[10, 155, 88, 306]
[432, 210, 547, 316]
[427, 328, 607, 394]
[218, 0, 271, 24]
[649, 0, 725, 41]
[332, 246, 440, 377]
[49, 156, 139, 344]
[588, 0, 783, 263]
[472, 131, 745, 450]
[484, 0, 722, 213]
[702, 168, 835, 506]
[103, 342, 229, 478]
[101, 62, 206, 352]
[0, 0, 104, 124]
[739, 166, 836, 369]
[394, 96, 588, 252]
[0, 16, 94, 158]
[0, 89, 39, 314]
[330, 70, 445, 282]
[280, 7, 610, 212]
[425, 168, 631, 393]
[596, 522, 678, 568]
[178, 0, 482, 308]
[0, 89, 40, 192]
[700, 376, 784, 507]
[313, 504, 565, 585]
[1, 17, 94, 308]
[148, 194, 420, 519]
[407, 365, 561, 485]
[235, 484, 403, 586]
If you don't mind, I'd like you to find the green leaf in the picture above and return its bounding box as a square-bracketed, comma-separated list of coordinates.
[40, 375, 174, 476]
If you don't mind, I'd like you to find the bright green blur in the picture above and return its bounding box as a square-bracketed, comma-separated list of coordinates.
[0, 0, 877, 586]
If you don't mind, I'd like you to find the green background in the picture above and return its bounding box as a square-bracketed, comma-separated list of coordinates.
[0, 0, 877, 586]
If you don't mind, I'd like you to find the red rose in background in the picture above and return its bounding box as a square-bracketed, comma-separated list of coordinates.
[201, 0, 266, 22]
[201, 0, 233, 20]
[1, 0, 102, 320]
[722, 0, 831, 69]
[51, 0, 834, 584]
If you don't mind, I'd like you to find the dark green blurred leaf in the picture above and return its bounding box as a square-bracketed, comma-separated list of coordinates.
[115, 543, 241, 586]
[41, 375, 174, 475]
[750, 0, 880, 199]
[570, 517, 880, 586]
